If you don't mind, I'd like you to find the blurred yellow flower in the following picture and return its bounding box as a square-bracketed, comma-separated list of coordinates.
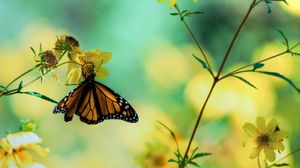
[0, 132, 49, 168]
[243, 117, 288, 162]
[66, 49, 112, 84]
[157, 0, 198, 9]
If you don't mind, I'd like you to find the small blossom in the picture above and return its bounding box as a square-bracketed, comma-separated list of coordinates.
[66, 49, 112, 84]
[42, 50, 57, 69]
[243, 117, 288, 162]
[157, 0, 198, 9]
[0, 132, 49, 168]
[55, 35, 80, 53]
[20, 120, 38, 132]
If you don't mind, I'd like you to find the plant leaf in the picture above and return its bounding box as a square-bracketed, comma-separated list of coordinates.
[192, 54, 207, 69]
[17, 81, 23, 91]
[183, 11, 204, 18]
[253, 63, 265, 71]
[20, 91, 58, 104]
[276, 29, 289, 49]
[232, 75, 258, 90]
[168, 159, 178, 163]
[188, 161, 201, 167]
[256, 71, 300, 93]
[271, 163, 289, 167]
[170, 12, 179, 16]
[264, 0, 272, 13]
[157, 120, 177, 142]
[191, 152, 212, 160]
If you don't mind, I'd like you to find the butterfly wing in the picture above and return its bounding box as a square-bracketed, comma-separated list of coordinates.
[54, 80, 138, 125]
[77, 81, 138, 123]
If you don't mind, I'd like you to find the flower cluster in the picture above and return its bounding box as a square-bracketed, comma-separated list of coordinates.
[53, 35, 112, 84]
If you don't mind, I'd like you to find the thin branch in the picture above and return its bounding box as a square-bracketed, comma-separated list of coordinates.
[181, 0, 257, 167]
[215, 0, 257, 79]
[174, 4, 214, 77]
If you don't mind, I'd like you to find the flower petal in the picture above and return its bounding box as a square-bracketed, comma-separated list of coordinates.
[256, 117, 266, 132]
[0, 138, 12, 152]
[264, 146, 276, 162]
[250, 146, 262, 159]
[265, 119, 277, 134]
[272, 131, 288, 141]
[7, 132, 41, 149]
[95, 67, 109, 80]
[27, 144, 49, 157]
[18, 150, 32, 163]
[84, 49, 112, 65]
[243, 123, 259, 137]
[243, 138, 257, 148]
[66, 67, 82, 85]
[169, 0, 177, 8]
[269, 141, 285, 152]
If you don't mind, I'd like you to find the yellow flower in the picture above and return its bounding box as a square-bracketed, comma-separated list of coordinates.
[157, 0, 198, 9]
[0, 132, 49, 168]
[243, 117, 288, 162]
[66, 49, 112, 84]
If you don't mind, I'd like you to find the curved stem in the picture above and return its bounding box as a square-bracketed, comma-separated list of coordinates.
[215, 0, 256, 79]
[182, 80, 217, 167]
[181, 0, 257, 167]
[257, 154, 262, 168]
[6, 64, 41, 88]
[2, 60, 76, 96]
[219, 51, 287, 81]
[220, 42, 300, 81]
[174, 4, 214, 77]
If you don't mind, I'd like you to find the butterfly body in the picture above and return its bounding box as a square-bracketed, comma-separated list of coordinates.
[54, 77, 138, 125]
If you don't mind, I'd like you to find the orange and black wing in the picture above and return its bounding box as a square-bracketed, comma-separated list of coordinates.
[53, 80, 138, 125]
[83, 81, 138, 123]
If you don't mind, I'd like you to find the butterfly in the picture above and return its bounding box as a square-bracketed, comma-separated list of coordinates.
[53, 61, 138, 125]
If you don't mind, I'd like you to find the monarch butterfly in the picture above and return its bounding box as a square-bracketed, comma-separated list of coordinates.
[53, 61, 138, 124]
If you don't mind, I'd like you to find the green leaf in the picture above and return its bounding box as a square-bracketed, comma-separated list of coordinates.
[157, 120, 177, 142]
[277, 29, 289, 49]
[271, 163, 289, 167]
[20, 91, 58, 104]
[17, 81, 23, 91]
[30, 47, 37, 56]
[256, 71, 300, 93]
[181, 10, 189, 14]
[191, 152, 212, 160]
[188, 161, 201, 167]
[264, 0, 272, 13]
[253, 63, 265, 71]
[170, 12, 179, 16]
[168, 159, 178, 163]
[183, 11, 204, 18]
[232, 75, 258, 90]
[192, 54, 207, 69]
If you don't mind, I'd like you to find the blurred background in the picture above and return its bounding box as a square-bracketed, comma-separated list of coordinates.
[0, 0, 299, 167]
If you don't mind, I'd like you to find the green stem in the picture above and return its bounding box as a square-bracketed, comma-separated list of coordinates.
[266, 147, 300, 168]
[219, 42, 300, 81]
[2, 60, 76, 96]
[174, 4, 214, 77]
[258, 154, 262, 168]
[181, 0, 257, 167]
[6, 64, 41, 88]
[219, 51, 287, 81]
[182, 80, 217, 168]
[215, 0, 256, 79]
